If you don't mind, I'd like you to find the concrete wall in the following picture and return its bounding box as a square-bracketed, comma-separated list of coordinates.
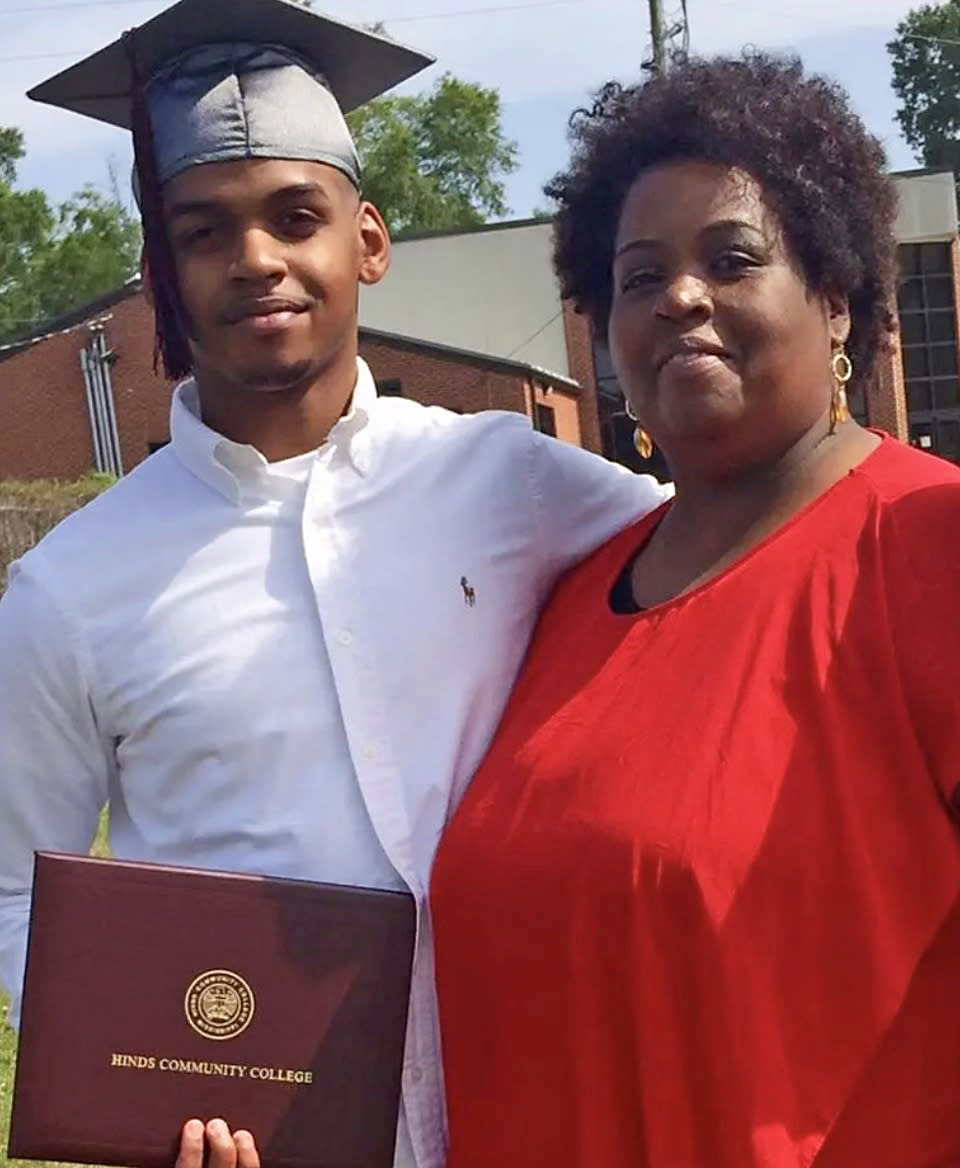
[360, 221, 570, 378]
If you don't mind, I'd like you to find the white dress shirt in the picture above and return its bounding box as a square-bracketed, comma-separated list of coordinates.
[0, 358, 669, 1168]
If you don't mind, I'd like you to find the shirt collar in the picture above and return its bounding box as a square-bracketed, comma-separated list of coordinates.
[169, 357, 379, 504]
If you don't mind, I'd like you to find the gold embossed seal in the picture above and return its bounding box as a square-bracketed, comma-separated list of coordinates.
[185, 970, 255, 1041]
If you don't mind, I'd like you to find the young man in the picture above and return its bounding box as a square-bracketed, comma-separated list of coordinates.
[0, 3, 669, 1166]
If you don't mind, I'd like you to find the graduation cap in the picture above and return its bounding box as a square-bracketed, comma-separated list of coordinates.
[29, 0, 434, 190]
[27, 0, 434, 380]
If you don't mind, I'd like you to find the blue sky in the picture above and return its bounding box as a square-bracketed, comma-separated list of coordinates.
[3, 0, 921, 219]
[500, 26, 917, 216]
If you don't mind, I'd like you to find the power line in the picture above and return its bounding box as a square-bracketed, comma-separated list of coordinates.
[506, 309, 564, 359]
[383, 0, 581, 21]
[0, 50, 82, 63]
[901, 31, 960, 49]
[674, 0, 690, 57]
[0, 0, 151, 11]
[0, 0, 578, 28]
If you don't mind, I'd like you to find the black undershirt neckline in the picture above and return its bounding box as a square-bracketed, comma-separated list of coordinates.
[608, 549, 646, 615]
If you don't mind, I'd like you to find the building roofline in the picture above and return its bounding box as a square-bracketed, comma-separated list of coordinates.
[0, 276, 143, 364]
[358, 325, 580, 391]
[392, 215, 552, 244]
[890, 166, 955, 180]
[0, 278, 579, 391]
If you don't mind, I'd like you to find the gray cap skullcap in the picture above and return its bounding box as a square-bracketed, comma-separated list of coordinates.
[147, 42, 361, 188]
[27, 0, 434, 188]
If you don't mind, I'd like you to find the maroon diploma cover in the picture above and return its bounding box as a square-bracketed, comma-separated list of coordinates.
[9, 853, 415, 1168]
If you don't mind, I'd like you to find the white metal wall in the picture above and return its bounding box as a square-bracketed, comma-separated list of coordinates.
[893, 170, 958, 243]
[359, 220, 570, 377]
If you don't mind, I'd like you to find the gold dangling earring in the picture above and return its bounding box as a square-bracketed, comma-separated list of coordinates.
[830, 347, 853, 434]
[634, 428, 654, 459]
[624, 399, 654, 459]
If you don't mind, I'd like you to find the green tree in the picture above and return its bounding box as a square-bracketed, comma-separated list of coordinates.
[0, 130, 55, 340]
[0, 129, 25, 184]
[347, 74, 519, 234]
[888, 1, 960, 171]
[30, 188, 141, 320]
[0, 129, 140, 344]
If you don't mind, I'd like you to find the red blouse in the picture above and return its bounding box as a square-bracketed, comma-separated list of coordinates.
[431, 437, 960, 1168]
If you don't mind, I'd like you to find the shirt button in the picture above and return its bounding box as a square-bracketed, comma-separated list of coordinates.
[408, 1066, 424, 1085]
[362, 743, 379, 762]
[337, 630, 353, 647]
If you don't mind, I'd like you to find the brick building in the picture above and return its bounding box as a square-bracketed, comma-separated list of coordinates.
[0, 280, 587, 480]
[2, 169, 958, 481]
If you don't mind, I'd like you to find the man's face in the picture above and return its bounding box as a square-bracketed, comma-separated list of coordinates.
[162, 158, 389, 392]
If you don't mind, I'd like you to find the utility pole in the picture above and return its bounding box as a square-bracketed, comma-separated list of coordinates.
[648, 0, 668, 74]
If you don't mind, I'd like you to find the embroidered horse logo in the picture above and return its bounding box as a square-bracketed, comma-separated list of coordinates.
[460, 576, 477, 607]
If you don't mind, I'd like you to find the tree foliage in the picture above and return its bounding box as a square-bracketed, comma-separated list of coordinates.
[888, 1, 960, 170]
[347, 74, 518, 234]
[0, 129, 140, 344]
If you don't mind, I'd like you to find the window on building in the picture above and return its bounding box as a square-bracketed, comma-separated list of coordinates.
[898, 242, 960, 462]
[909, 416, 960, 462]
[377, 379, 403, 397]
[534, 402, 557, 437]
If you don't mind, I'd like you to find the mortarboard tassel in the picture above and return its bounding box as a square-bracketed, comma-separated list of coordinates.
[123, 30, 193, 381]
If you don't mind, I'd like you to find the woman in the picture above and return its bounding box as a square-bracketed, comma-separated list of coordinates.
[430, 54, 960, 1168]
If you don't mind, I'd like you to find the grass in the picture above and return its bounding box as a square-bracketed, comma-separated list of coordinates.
[0, 476, 116, 508]
[0, 474, 118, 597]
[0, 812, 110, 1168]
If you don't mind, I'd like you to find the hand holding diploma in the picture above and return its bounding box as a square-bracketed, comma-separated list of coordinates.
[176, 1119, 261, 1168]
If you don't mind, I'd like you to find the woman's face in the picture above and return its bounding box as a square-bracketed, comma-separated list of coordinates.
[608, 160, 850, 477]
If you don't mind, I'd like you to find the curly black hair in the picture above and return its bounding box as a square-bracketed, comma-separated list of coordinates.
[546, 53, 898, 387]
